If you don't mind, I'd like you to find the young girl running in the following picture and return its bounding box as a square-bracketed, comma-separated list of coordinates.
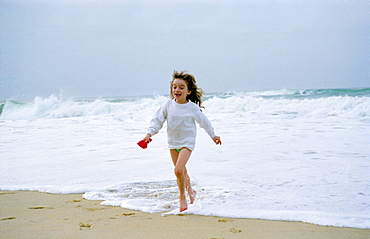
[142, 71, 221, 212]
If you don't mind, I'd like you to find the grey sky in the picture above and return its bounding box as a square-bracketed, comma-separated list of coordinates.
[1, 0, 369, 100]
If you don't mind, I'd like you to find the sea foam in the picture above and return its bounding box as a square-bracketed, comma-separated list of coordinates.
[1, 88, 369, 228]
[1, 89, 369, 120]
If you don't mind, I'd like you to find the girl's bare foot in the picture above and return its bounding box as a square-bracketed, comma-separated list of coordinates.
[189, 190, 196, 204]
[186, 184, 196, 204]
[179, 197, 188, 212]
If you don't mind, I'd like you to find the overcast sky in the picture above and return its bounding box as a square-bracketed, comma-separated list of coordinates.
[1, 0, 369, 100]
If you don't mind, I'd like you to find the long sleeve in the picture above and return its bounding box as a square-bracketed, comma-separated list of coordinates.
[194, 108, 216, 139]
[148, 100, 215, 151]
[147, 101, 168, 136]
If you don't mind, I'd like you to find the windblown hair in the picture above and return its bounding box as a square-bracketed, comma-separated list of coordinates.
[170, 70, 204, 107]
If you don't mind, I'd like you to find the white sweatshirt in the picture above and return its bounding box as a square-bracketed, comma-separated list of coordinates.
[148, 99, 216, 151]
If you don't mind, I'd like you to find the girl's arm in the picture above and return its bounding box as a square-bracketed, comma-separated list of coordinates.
[195, 107, 221, 145]
[146, 101, 168, 140]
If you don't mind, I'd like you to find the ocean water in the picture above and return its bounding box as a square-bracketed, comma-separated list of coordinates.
[1, 88, 369, 228]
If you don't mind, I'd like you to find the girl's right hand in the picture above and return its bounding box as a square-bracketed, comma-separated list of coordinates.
[143, 133, 152, 143]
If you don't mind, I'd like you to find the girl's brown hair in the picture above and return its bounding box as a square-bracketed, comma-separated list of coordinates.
[170, 70, 204, 107]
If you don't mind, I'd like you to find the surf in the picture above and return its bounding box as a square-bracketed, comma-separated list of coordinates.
[1, 88, 369, 120]
[1, 87, 369, 228]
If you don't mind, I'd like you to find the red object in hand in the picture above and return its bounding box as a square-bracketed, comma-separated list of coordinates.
[137, 139, 152, 149]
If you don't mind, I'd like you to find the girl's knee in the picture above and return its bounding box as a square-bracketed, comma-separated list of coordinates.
[174, 167, 184, 178]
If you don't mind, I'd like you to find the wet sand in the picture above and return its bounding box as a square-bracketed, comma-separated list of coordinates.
[1, 191, 369, 239]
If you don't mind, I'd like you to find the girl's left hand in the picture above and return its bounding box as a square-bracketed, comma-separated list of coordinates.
[213, 136, 222, 145]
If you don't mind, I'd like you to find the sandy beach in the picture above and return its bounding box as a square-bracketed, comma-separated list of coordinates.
[0, 191, 369, 239]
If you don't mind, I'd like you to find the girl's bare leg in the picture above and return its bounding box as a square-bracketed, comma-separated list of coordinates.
[170, 148, 193, 212]
[185, 173, 196, 204]
[170, 149, 195, 202]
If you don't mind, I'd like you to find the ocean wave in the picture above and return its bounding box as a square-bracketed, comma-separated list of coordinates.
[1, 88, 369, 229]
[207, 87, 370, 99]
[0, 94, 167, 120]
[204, 95, 370, 118]
[1, 88, 369, 120]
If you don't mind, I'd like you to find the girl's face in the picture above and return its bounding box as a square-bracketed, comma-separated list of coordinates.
[172, 79, 191, 104]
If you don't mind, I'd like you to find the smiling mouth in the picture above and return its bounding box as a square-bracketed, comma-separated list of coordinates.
[175, 93, 181, 97]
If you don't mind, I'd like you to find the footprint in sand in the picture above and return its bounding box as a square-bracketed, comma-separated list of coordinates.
[229, 228, 242, 233]
[122, 213, 136, 217]
[28, 207, 55, 210]
[217, 218, 233, 223]
[79, 222, 92, 230]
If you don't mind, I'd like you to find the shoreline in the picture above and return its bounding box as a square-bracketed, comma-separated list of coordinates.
[1, 190, 369, 239]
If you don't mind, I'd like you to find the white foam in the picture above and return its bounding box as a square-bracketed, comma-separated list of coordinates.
[1, 92, 369, 228]
[204, 95, 370, 118]
[0, 94, 168, 120]
[1, 92, 369, 120]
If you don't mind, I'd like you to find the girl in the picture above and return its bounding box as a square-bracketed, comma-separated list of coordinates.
[142, 71, 221, 212]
